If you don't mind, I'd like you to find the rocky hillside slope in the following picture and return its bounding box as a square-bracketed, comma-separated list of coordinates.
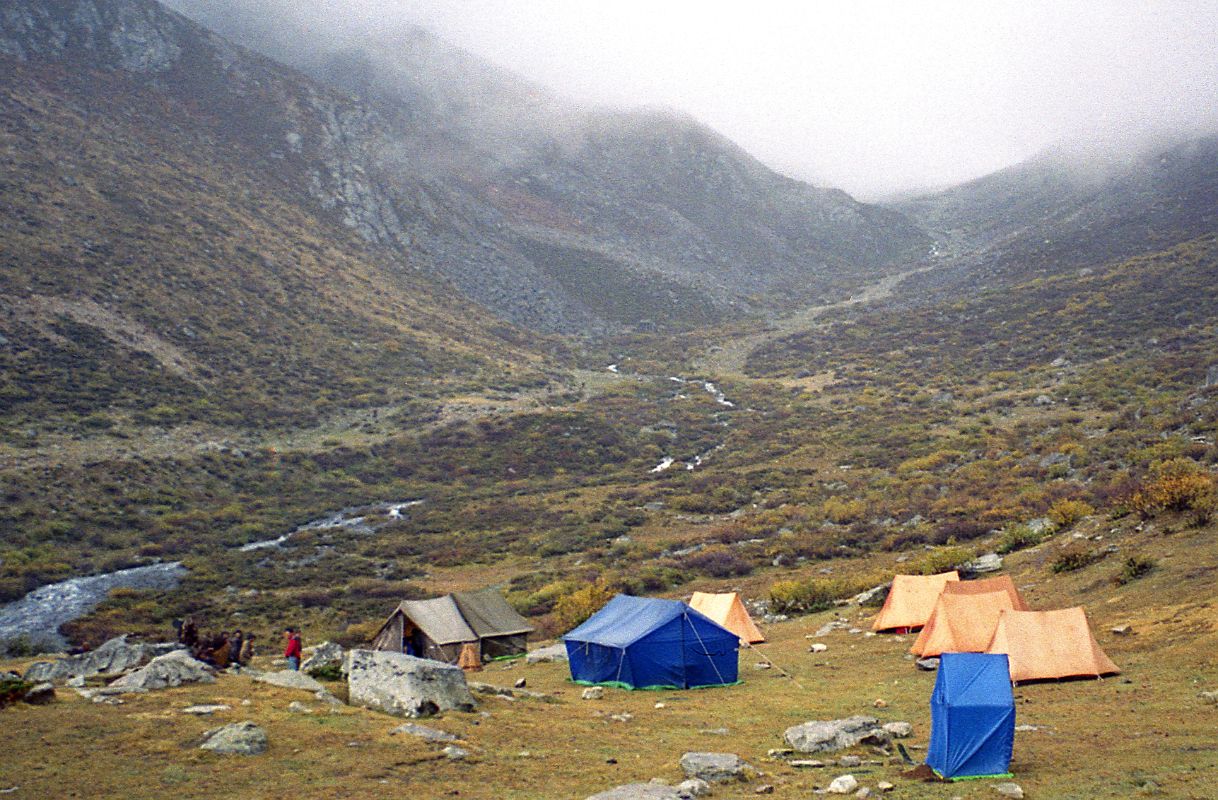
[0, 0, 556, 432]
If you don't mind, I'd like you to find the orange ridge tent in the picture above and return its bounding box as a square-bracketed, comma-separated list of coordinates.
[985, 607, 1120, 682]
[689, 591, 765, 644]
[910, 575, 1031, 657]
[871, 571, 960, 632]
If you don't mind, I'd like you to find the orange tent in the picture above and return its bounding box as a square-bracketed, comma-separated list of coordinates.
[871, 571, 960, 632]
[938, 575, 1029, 610]
[986, 607, 1119, 682]
[689, 591, 765, 644]
[911, 589, 1018, 657]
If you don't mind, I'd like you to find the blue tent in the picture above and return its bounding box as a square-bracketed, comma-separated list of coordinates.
[563, 595, 740, 690]
[927, 652, 1016, 780]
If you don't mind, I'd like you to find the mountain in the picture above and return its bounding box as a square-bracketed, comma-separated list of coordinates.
[157, 0, 932, 331]
[0, 0, 556, 432]
[895, 134, 1218, 295]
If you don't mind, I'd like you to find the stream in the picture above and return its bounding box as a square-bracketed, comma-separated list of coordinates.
[0, 562, 186, 652]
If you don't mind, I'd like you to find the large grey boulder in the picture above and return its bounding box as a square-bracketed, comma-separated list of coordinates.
[784, 716, 891, 753]
[199, 721, 268, 755]
[586, 785, 682, 800]
[301, 641, 344, 673]
[679, 752, 750, 783]
[108, 649, 214, 691]
[23, 635, 166, 684]
[255, 670, 325, 693]
[965, 553, 1003, 574]
[346, 649, 475, 718]
[525, 643, 569, 664]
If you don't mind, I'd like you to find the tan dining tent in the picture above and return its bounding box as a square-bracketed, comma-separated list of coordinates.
[689, 591, 765, 644]
[372, 587, 533, 664]
[985, 607, 1120, 682]
[871, 571, 960, 632]
[910, 575, 1031, 657]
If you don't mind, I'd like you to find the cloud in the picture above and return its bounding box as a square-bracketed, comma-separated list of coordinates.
[165, 0, 1218, 199]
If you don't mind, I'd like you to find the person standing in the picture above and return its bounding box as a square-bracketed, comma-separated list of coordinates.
[238, 633, 256, 665]
[284, 627, 302, 670]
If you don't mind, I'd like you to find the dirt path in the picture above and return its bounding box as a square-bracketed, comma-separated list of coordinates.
[693, 265, 932, 378]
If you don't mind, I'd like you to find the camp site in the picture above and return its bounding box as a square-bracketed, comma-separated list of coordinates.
[5, 510, 1216, 800]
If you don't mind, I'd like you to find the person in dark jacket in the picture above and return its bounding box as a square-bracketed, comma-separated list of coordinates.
[228, 630, 244, 669]
[212, 632, 232, 668]
[283, 628, 302, 670]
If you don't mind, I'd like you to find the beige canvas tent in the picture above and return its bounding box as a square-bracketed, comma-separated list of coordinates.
[689, 591, 765, 644]
[871, 571, 960, 632]
[910, 575, 1031, 657]
[985, 607, 1119, 682]
[372, 588, 534, 664]
[911, 589, 1015, 657]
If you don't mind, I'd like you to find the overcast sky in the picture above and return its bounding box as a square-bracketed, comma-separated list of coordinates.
[192, 1, 1218, 200]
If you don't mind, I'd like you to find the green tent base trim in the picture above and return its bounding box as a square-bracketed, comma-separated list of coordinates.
[486, 652, 526, 662]
[931, 769, 1015, 782]
[570, 679, 742, 692]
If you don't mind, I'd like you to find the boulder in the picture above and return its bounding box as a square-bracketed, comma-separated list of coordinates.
[809, 643, 828, 653]
[679, 752, 750, 783]
[390, 722, 459, 743]
[526, 643, 569, 664]
[882, 721, 913, 738]
[301, 641, 344, 673]
[22, 682, 56, 705]
[915, 657, 940, 671]
[287, 701, 312, 714]
[1199, 690, 1218, 705]
[442, 745, 469, 760]
[827, 774, 858, 794]
[676, 778, 711, 797]
[965, 553, 1003, 574]
[346, 649, 475, 718]
[23, 635, 165, 684]
[108, 650, 214, 692]
[199, 721, 268, 755]
[784, 716, 890, 753]
[182, 704, 230, 715]
[586, 784, 681, 800]
[993, 783, 1024, 799]
[582, 686, 605, 700]
[255, 670, 326, 693]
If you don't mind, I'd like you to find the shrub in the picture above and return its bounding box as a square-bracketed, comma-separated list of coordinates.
[307, 662, 344, 681]
[552, 578, 616, 632]
[1113, 554, 1157, 585]
[768, 573, 882, 615]
[910, 545, 974, 576]
[822, 496, 866, 524]
[0, 676, 34, 709]
[681, 545, 753, 578]
[1050, 544, 1106, 573]
[996, 523, 1048, 555]
[1048, 499, 1095, 529]
[1131, 458, 1215, 518]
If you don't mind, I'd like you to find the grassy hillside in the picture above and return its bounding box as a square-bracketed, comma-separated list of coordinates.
[0, 58, 554, 436]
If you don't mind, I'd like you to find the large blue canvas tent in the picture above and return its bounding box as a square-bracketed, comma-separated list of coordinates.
[927, 652, 1016, 780]
[563, 595, 740, 690]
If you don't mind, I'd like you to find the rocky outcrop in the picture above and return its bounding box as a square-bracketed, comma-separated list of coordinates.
[108, 649, 214, 691]
[23, 635, 166, 684]
[783, 716, 891, 753]
[525, 643, 569, 663]
[679, 752, 751, 783]
[301, 641, 344, 673]
[254, 670, 325, 693]
[346, 650, 475, 718]
[389, 722, 459, 743]
[199, 721, 268, 755]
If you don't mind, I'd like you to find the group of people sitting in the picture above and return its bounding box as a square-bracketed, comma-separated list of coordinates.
[174, 617, 255, 668]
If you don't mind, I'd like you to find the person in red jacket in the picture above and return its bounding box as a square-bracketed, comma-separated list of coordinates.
[283, 627, 303, 670]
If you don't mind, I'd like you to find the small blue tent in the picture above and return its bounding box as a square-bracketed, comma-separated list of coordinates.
[927, 652, 1016, 780]
[563, 595, 740, 690]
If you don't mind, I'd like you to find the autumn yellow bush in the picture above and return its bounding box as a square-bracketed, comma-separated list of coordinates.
[1131, 458, 1215, 518]
[1048, 498, 1095, 529]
